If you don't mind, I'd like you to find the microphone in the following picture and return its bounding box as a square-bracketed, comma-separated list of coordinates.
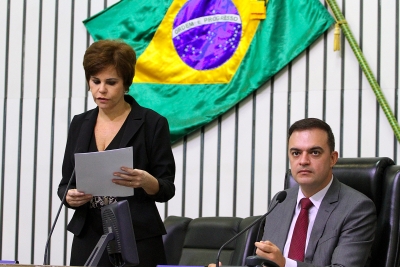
[43, 169, 76, 265]
[215, 191, 287, 267]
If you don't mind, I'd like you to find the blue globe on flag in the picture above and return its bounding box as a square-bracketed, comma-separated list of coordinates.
[172, 0, 242, 71]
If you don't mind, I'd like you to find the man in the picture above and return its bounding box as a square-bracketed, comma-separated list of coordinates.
[254, 118, 376, 267]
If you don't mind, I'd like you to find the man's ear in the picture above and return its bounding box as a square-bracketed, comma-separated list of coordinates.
[330, 151, 339, 168]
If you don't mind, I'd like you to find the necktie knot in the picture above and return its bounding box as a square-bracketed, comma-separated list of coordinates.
[300, 198, 313, 210]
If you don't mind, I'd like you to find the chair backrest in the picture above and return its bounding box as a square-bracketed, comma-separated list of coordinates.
[284, 157, 400, 267]
[163, 215, 264, 266]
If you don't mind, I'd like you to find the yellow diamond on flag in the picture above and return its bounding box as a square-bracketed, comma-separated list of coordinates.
[133, 0, 261, 84]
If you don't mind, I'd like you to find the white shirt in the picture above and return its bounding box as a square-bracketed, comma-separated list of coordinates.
[283, 177, 333, 267]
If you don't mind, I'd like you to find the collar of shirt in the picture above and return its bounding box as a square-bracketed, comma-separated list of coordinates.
[296, 175, 333, 210]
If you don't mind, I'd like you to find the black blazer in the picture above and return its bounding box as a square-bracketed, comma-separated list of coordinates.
[57, 95, 176, 240]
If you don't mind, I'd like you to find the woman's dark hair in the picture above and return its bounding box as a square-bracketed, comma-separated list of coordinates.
[83, 39, 136, 91]
[288, 118, 335, 152]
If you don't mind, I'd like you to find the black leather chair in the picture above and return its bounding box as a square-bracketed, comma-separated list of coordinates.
[285, 157, 400, 267]
[163, 215, 264, 266]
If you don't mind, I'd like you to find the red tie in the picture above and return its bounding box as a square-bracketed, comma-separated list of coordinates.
[288, 198, 313, 261]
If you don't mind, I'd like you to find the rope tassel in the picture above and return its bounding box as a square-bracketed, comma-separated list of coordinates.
[333, 20, 346, 51]
[333, 23, 340, 51]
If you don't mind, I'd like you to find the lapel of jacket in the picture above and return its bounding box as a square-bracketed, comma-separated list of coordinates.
[305, 177, 340, 261]
[75, 108, 98, 153]
[269, 187, 298, 250]
[120, 95, 144, 147]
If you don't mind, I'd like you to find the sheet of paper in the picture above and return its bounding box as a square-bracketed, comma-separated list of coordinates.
[74, 147, 134, 196]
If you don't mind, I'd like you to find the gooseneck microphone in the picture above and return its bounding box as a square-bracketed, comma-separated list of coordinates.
[43, 169, 75, 265]
[215, 191, 287, 267]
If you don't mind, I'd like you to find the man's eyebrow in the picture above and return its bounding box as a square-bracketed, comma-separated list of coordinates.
[289, 146, 324, 151]
[307, 146, 324, 153]
[309, 146, 323, 150]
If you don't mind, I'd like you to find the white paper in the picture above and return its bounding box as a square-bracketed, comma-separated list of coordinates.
[74, 147, 134, 196]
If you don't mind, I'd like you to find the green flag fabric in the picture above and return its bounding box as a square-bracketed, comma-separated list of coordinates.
[84, 0, 334, 143]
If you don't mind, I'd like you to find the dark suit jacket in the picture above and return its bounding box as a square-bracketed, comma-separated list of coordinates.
[57, 95, 175, 240]
[262, 177, 376, 267]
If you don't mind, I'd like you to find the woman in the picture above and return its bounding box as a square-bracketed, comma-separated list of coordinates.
[58, 39, 175, 267]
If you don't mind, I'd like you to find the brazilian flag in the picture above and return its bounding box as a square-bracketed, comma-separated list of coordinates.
[84, 0, 334, 143]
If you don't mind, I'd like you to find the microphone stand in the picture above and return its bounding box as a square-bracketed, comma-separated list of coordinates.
[215, 191, 286, 267]
[43, 169, 75, 265]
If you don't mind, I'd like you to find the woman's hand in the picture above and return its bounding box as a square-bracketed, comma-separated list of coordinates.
[66, 189, 93, 207]
[112, 167, 160, 195]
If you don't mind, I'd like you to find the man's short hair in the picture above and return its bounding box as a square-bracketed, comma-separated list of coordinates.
[288, 118, 335, 152]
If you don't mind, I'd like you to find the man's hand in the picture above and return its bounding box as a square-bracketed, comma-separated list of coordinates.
[255, 240, 285, 267]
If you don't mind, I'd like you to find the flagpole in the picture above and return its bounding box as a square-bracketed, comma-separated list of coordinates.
[325, 0, 400, 143]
